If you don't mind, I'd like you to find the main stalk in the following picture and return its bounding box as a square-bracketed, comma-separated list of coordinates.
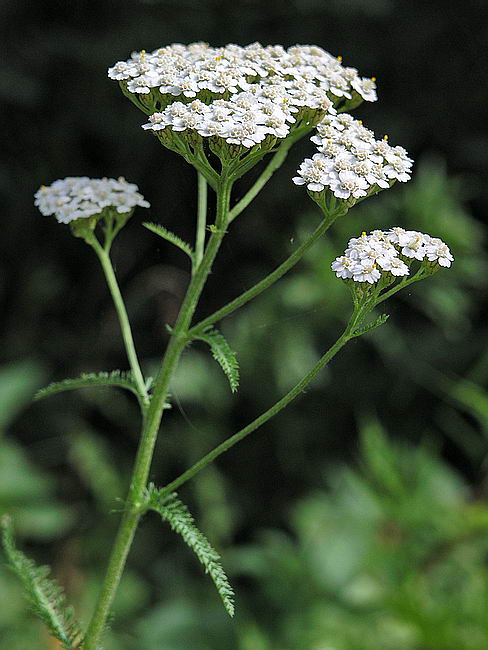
[83, 175, 233, 650]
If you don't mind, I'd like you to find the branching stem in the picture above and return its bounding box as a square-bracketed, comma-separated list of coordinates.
[190, 206, 345, 335]
[83, 128, 344, 649]
[228, 125, 313, 223]
[375, 268, 429, 305]
[161, 304, 368, 496]
[83, 173, 234, 650]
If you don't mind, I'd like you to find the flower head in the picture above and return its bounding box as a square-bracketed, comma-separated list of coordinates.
[109, 42, 376, 108]
[109, 42, 377, 154]
[293, 114, 413, 204]
[34, 177, 150, 224]
[332, 228, 453, 285]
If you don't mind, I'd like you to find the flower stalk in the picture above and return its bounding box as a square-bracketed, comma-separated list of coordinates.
[82, 171, 233, 650]
[194, 171, 208, 272]
[88, 236, 149, 406]
[161, 302, 369, 498]
[191, 203, 347, 335]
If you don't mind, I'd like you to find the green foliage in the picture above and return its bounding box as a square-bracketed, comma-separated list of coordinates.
[213, 420, 488, 650]
[0, 362, 46, 431]
[68, 430, 124, 509]
[0, 516, 83, 650]
[352, 313, 389, 338]
[193, 328, 240, 393]
[143, 222, 194, 261]
[145, 485, 235, 617]
[34, 370, 144, 404]
[0, 362, 73, 540]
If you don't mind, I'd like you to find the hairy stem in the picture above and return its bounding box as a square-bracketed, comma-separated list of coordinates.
[161, 306, 367, 496]
[375, 268, 430, 305]
[194, 171, 207, 272]
[90, 238, 149, 405]
[190, 207, 345, 335]
[228, 125, 312, 223]
[82, 175, 233, 650]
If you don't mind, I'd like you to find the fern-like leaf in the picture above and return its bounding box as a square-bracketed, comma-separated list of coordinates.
[146, 487, 235, 616]
[194, 327, 239, 392]
[352, 313, 389, 338]
[34, 370, 141, 402]
[1, 516, 83, 650]
[143, 222, 194, 261]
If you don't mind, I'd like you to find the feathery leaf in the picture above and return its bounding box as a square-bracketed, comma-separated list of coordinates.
[143, 222, 194, 261]
[194, 327, 239, 392]
[34, 370, 142, 402]
[146, 487, 235, 616]
[1, 516, 83, 650]
[352, 313, 389, 338]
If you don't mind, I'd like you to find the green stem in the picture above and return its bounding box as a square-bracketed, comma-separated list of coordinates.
[161, 305, 366, 497]
[90, 237, 149, 406]
[82, 175, 234, 650]
[194, 171, 207, 273]
[190, 141, 220, 191]
[228, 126, 312, 223]
[172, 135, 219, 191]
[375, 268, 429, 305]
[190, 208, 345, 335]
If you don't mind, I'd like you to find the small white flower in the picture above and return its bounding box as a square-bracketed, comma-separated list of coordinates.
[292, 154, 332, 192]
[351, 77, 378, 102]
[331, 255, 354, 279]
[330, 170, 368, 199]
[425, 238, 454, 267]
[127, 72, 160, 94]
[397, 230, 427, 260]
[353, 260, 381, 284]
[385, 227, 407, 243]
[379, 256, 409, 276]
[383, 155, 413, 182]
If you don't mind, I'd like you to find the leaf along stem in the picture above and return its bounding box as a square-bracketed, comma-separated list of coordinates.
[82, 172, 234, 650]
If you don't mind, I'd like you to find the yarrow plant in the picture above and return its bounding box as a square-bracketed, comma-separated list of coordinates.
[1, 41, 453, 650]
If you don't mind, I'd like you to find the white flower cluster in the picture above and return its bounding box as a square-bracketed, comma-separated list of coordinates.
[109, 42, 377, 149]
[35, 177, 150, 224]
[108, 42, 377, 105]
[332, 228, 454, 284]
[142, 94, 298, 148]
[293, 113, 413, 200]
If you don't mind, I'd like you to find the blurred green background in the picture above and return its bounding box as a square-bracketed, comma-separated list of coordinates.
[1, 1, 488, 648]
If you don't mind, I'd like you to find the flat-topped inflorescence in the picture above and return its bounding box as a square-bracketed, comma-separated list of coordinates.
[293, 113, 413, 205]
[34, 177, 150, 224]
[142, 93, 301, 149]
[108, 42, 377, 112]
[109, 43, 377, 158]
[332, 228, 454, 285]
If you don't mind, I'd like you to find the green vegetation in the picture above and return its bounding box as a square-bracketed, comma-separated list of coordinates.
[1, 158, 487, 647]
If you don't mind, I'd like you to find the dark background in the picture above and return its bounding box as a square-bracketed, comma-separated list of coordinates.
[1, 1, 488, 648]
